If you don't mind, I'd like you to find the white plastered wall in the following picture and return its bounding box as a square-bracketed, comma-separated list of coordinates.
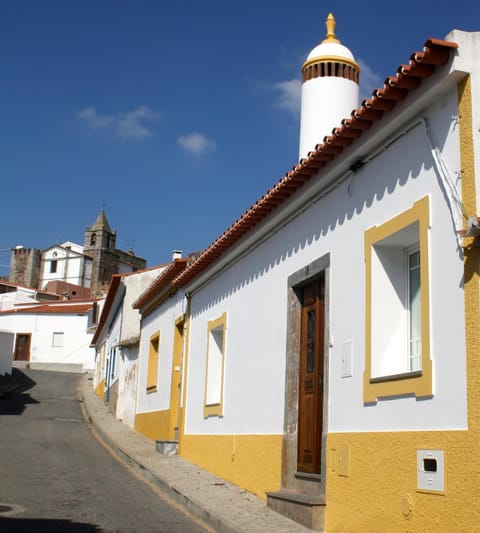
[0, 330, 14, 375]
[136, 291, 187, 415]
[0, 312, 95, 370]
[184, 86, 467, 436]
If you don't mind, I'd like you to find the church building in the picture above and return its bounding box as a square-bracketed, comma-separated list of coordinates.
[8, 210, 146, 298]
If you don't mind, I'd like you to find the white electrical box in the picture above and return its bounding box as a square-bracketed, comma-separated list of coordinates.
[341, 341, 353, 378]
[417, 449, 444, 493]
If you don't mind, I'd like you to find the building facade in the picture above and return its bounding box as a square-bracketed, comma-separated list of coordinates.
[0, 300, 97, 372]
[9, 210, 147, 298]
[96, 17, 480, 532]
[91, 265, 167, 426]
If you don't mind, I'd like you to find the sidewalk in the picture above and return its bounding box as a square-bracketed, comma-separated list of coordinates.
[78, 375, 311, 533]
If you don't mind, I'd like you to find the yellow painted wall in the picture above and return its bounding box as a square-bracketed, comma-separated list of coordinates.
[326, 431, 480, 532]
[95, 379, 105, 400]
[134, 409, 171, 441]
[324, 76, 480, 533]
[181, 434, 282, 498]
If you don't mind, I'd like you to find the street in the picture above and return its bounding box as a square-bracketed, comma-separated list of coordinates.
[0, 368, 210, 533]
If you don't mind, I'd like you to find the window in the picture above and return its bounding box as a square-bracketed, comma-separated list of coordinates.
[146, 332, 160, 392]
[204, 312, 227, 417]
[364, 196, 432, 402]
[52, 332, 64, 347]
[50, 260, 58, 273]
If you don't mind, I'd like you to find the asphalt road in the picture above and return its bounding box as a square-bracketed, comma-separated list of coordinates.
[0, 368, 210, 533]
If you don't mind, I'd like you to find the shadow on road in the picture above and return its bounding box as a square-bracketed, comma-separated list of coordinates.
[0, 369, 39, 416]
[0, 516, 104, 532]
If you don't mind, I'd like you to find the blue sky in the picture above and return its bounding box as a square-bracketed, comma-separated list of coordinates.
[1, 1, 479, 275]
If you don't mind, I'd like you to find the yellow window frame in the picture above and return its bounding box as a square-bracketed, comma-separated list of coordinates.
[204, 312, 227, 417]
[147, 332, 160, 393]
[363, 196, 432, 403]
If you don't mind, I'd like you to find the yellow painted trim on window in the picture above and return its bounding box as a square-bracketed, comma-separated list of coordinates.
[146, 331, 160, 393]
[458, 76, 480, 428]
[181, 433, 282, 498]
[364, 196, 432, 402]
[134, 409, 170, 441]
[204, 312, 227, 417]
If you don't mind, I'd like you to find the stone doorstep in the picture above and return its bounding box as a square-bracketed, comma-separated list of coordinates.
[266, 489, 326, 532]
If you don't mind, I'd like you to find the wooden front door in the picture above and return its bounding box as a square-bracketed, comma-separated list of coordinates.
[297, 276, 325, 474]
[169, 317, 184, 441]
[14, 334, 31, 361]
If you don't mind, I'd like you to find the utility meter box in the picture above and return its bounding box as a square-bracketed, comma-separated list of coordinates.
[417, 449, 444, 493]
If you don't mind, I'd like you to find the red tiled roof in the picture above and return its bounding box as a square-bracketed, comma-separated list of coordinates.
[91, 264, 169, 345]
[90, 274, 123, 346]
[0, 303, 93, 315]
[133, 258, 189, 312]
[173, 37, 458, 288]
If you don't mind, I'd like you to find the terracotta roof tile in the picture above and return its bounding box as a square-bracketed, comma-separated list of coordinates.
[133, 258, 189, 312]
[173, 37, 458, 288]
[0, 303, 93, 315]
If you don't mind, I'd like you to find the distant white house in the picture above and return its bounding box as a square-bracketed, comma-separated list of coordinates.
[39, 242, 92, 291]
[0, 300, 98, 372]
[0, 280, 60, 311]
[91, 265, 167, 426]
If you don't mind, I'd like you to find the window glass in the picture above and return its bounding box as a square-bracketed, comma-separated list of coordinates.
[52, 332, 64, 347]
[363, 196, 432, 402]
[204, 313, 227, 417]
[147, 333, 160, 392]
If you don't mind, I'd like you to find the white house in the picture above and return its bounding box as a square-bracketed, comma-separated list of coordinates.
[39, 242, 92, 291]
[0, 300, 98, 372]
[91, 265, 167, 427]
[127, 16, 480, 532]
[132, 257, 190, 447]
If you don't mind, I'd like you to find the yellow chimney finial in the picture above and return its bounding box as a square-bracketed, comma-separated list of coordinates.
[322, 13, 340, 44]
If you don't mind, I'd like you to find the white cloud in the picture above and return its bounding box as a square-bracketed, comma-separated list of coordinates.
[77, 106, 162, 139]
[357, 58, 383, 101]
[77, 107, 115, 129]
[272, 79, 302, 118]
[178, 132, 216, 155]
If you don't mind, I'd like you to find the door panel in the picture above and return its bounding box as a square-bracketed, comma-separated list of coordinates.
[170, 318, 184, 441]
[14, 334, 31, 361]
[297, 277, 325, 474]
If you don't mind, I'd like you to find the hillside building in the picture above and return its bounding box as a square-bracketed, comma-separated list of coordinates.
[8, 210, 146, 298]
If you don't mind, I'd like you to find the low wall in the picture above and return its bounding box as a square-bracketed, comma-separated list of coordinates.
[0, 330, 14, 375]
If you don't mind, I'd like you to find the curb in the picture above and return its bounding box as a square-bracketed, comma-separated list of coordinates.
[78, 377, 238, 533]
[78, 375, 311, 533]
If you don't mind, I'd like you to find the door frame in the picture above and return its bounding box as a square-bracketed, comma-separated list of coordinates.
[282, 253, 330, 496]
[170, 314, 185, 441]
[13, 333, 32, 361]
[297, 276, 325, 474]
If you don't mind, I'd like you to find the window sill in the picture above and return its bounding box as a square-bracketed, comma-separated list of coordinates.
[370, 370, 422, 384]
[146, 386, 157, 394]
[204, 403, 223, 418]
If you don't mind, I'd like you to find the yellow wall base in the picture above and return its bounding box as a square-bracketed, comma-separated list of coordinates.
[134, 409, 171, 441]
[95, 379, 105, 400]
[180, 434, 282, 498]
[326, 430, 480, 533]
